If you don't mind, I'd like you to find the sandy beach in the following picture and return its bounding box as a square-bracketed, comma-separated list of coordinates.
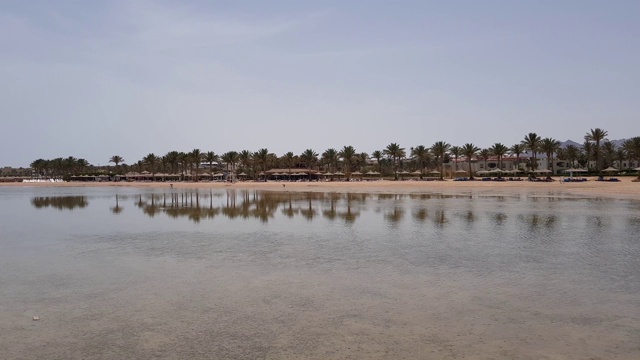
[3, 177, 639, 200]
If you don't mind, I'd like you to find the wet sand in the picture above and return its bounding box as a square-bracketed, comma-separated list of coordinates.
[3, 177, 640, 200]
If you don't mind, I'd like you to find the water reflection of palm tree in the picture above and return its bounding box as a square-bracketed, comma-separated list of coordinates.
[322, 196, 338, 221]
[434, 210, 447, 226]
[491, 213, 507, 225]
[300, 199, 316, 220]
[110, 194, 123, 214]
[31, 196, 88, 210]
[385, 207, 404, 224]
[282, 197, 298, 218]
[413, 208, 428, 222]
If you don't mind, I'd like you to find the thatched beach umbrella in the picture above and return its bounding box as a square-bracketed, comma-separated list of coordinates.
[602, 167, 619, 173]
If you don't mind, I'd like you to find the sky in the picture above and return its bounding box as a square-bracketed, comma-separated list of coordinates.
[1, 0, 639, 167]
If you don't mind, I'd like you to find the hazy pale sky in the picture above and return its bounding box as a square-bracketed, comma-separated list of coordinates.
[1, 0, 639, 167]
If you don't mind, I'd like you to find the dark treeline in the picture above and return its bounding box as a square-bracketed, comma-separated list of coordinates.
[28, 128, 640, 180]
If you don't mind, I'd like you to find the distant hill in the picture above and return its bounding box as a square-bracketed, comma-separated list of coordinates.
[559, 138, 629, 149]
[517, 139, 631, 159]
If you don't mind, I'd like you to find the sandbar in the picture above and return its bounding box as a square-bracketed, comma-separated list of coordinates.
[2, 177, 639, 200]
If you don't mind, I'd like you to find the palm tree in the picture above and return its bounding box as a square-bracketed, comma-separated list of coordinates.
[615, 149, 627, 170]
[109, 155, 124, 174]
[509, 144, 525, 171]
[205, 151, 219, 177]
[190, 149, 203, 181]
[143, 153, 159, 180]
[165, 151, 180, 175]
[540, 138, 561, 173]
[383, 143, 405, 179]
[462, 143, 480, 179]
[582, 141, 594, 171]
[411, 145, 430, 177]
[237, 150, 252, 176]
[478, 149, 491, 170]
[371, 150, 383, 173]
[221, 151, 239, 181]
[338, 146, 357, 179]
[521, 133, 542, 171]
[449, 146, 462, 172]
[355, 152, 368, 172]
[30, 159, 47, 177]
[322, 148, 338, 173]
[177, 152, 190, 180]
[489, 143, 508, 170]
[284, 151, 296, 175]
[623, 137, 640, 167]
[431, 141, 450, 179]
[601, 141, 617, 169]
[77, 159, 89, 174]
[63, 156, 78, 175]
[584, 128, 608, 173]
[565, 145, 581, 167]
[300, 149, 318, 179]
[252, 148, 270, 176]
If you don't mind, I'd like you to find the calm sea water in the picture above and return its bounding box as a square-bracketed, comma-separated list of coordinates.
[1, 187, 639, 359]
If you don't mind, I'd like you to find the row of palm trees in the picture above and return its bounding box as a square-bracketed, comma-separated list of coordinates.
[30, 128, 640, 180]
[29, 156, 91, 178]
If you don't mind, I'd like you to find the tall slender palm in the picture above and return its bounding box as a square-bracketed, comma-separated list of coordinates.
[565, 145, 580, 167]
[64, 156, 78, 175]
[540, 138, 561, 173]
[338, 146, 356, 179]
[601, 141, 616, 168]
[623, 137, 640, 166]
[165, 151, 180, 175]
[109, 155, 124, 174]
[205, 151, 220, 176]
[238, 150, 252, 175]
[462, 143, 480, 179]
[160, 155, 169, 173]
[284, 152, 296, 174]
[478, 149, 491, 170]
[411, 145, 430, 177]
[253, 148, 270, 175]
[322, 148, 338, 173]
[190, 149, 203, 181]
[431, 141, 450, 179]
[143, 153, 158, 180]
[584, 128, 608, 172]
[300, 149, 318, 179]
[521, 133, 542, 171]
[615, 149, 627, 170]
[371, 150, 383, 173]
[489, 143, 508, 169]
[30, 159, 47, 177]
[449, 146, 462, 172]
[221, 151, 239, 181]
[177, 152, 190, 180]
[582, 141, 594, 171]
[509, 144, 525, 171]
[383, 143, 405, 179]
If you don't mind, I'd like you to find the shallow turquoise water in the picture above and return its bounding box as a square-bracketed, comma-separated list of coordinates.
[1, 187, 639, 359]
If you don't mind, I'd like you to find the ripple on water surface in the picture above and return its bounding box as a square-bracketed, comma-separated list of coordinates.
[1, 188, 639, 359]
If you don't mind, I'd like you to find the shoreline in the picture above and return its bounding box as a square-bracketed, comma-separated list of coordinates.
[2, 177, 639, 200]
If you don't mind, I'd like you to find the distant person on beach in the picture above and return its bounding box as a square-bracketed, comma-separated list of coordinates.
[169, 183, 173, 188]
